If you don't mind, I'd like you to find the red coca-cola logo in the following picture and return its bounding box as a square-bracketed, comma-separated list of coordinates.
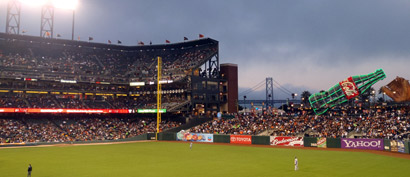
[339, 77, 359, 99]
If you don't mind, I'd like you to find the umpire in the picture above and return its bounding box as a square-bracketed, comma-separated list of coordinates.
[27, 164, 32, 177]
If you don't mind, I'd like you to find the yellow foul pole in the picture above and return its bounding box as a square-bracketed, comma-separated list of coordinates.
[156, 57, 162, 140]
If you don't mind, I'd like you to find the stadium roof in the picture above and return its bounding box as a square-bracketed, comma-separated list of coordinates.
[0, 32, 218, 51]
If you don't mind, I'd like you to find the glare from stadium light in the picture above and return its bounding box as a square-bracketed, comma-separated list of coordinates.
[52, 0, 78, 10]
[19, 0, 78, 10]
[19, 0, 48, 7]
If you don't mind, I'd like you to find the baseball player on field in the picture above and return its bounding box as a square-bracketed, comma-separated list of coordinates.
[294, 156, 298, 171]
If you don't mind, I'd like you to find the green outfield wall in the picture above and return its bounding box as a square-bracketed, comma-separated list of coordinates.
[251, 136, 270, 145]
[326, 138, 341, 148]
[158, 132, 176, 141]
[213, 134, 230, 143]
[384, 139, 391, 151]
[147, 133, 156, 140]
[303, 137, 317, 147]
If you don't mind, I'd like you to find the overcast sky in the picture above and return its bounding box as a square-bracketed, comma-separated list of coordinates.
[1, 0, 410, 99]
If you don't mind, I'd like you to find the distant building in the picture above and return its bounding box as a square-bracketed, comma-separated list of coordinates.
[220, 63, 238, 113]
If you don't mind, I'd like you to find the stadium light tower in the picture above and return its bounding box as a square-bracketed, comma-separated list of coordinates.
[6, 0, 22, 34]
[40, 2, 54, 38]
[19, 0, 78, 39]
[18, 0, 53, 37]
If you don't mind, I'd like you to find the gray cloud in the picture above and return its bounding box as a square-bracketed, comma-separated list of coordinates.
[1, 0, 410, 97]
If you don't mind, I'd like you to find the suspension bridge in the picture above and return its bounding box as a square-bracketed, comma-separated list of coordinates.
[238, 77, 302, 107]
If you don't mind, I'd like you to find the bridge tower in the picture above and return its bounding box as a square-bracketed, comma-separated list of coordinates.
[266, 77, 274, 108]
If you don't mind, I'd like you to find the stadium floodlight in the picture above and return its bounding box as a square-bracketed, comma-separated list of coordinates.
[52, 0, 78, 10]
[52, 0, 79, 40]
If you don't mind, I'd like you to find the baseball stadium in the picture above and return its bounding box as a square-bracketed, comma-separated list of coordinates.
[1, 1, 410, 177]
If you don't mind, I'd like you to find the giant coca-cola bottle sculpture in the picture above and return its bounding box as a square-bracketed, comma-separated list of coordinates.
[309, 69, 386, 115]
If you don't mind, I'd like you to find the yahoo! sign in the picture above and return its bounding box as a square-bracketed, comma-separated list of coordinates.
[341, 138, 383, 150]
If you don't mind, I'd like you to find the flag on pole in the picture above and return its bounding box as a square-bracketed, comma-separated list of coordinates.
[199, 34, 204, 38]
[118, 40, 122, 44]
[88, 37, 94, 41]
[108, 40, 112, 44]
[138, 41, 144, 45]
[165, 40, 170, 43]
[184, 37, 188, 41]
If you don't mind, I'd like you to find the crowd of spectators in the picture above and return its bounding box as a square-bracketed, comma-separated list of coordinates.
[188, 110, 410, 140]
[0, 38, 218, 83]
[0, 95, 27, 108]
[352, 113, 409, 139]
[188, 115, 267, 135]
[0, 91, 187, 110]
[1, 110, 409, 144]
[0, 117, 181, 144]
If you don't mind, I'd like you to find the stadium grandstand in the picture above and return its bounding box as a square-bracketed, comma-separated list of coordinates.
[0, 32, 228, 113]
[0, 32, 239, 143]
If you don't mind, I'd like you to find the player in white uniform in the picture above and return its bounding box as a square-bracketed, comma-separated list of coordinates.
[190, 142, 193, 150]
[294, 156, 298, 171]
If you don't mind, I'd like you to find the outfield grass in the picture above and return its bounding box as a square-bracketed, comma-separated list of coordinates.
[0, 141, 409, 177]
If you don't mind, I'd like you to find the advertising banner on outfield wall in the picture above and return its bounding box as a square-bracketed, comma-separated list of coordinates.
[317, 137, 327, 148]
[270, 136, 304, 146]
[390, 140, 398, 152]
[398, 141, 405, 153]
[230, 135, 252, 144]
[341, 138, 383, 150]
[176, 131, 213, 142]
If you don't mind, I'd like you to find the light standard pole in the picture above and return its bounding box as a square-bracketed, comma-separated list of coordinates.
[291, 93, 297, 113]
[71, 10, 75, 40]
